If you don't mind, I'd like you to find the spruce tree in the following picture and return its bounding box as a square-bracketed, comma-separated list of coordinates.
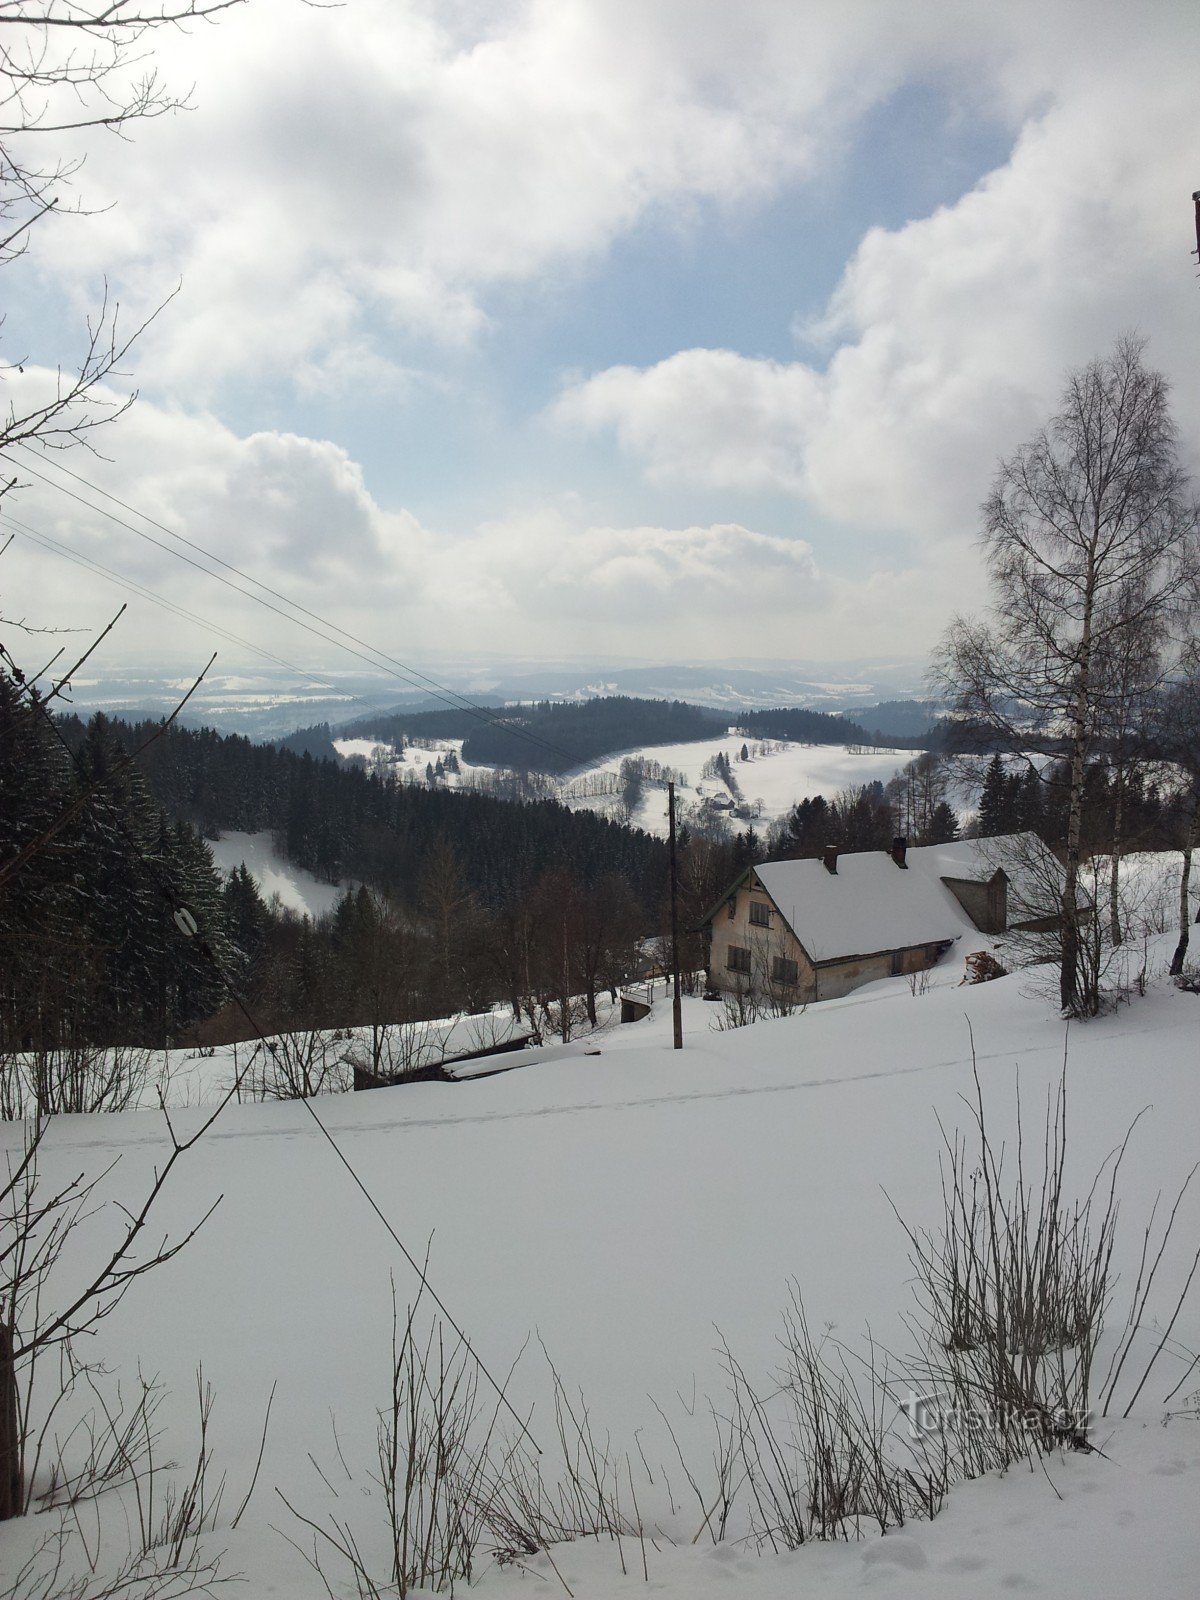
[978, 755, 1007, 836]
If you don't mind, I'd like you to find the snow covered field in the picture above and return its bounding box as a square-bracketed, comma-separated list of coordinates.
[6, 921, 1200, 1598]
[209, 830, 352, 918]
[333, 732, 912, 839]
[562, 736, 908, 835]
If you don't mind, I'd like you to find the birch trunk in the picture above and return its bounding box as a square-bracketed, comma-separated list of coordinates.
[1109, 769, 1124, 948]
[1169, 800, 1198, 977]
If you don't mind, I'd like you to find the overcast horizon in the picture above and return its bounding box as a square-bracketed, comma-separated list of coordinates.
[3, 0, 1198, 680]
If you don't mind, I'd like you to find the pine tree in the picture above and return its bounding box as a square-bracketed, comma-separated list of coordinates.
[1015, 767, 1044, 834]
[978, 755, 1007, 836]
[927, 802, 959, 844]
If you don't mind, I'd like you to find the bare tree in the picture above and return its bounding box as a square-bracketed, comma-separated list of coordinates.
[936, 335, 1198, 1014]
[1091, 578, 1163, 946]
[1150, 648, 1200, 977]
[0, 1, 250, 476]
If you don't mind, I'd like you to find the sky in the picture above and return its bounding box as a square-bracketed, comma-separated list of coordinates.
[1, 0, 1198, 683]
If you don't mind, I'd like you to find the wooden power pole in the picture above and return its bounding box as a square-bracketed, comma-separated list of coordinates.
[668, 780, 683, 1050]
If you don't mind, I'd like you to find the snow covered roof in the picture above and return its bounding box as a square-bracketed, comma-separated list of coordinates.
[745, 833, 1061, 964]
[904, 833, 1064, 922]
[753, 854, 973, 963]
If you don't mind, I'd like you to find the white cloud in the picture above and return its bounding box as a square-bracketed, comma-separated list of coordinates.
[5, 0, 1198, 673]
[552, 4, 1200, 541]
[3, 393, 917, 662]
[14, 0, 960, 392]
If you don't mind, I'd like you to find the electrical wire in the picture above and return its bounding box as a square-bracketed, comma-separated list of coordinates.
[0, 632, 540, 1453]
[3, 512, 414, 718]
[6, 444, 584, 768]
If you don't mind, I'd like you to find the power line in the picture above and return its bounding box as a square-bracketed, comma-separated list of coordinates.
[7, 445, 583, 769]
[0, 632, 539, 1453]
[3, 513, 414, 721]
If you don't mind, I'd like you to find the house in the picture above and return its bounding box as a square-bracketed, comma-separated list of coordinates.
[703, 833, 1064, 1004]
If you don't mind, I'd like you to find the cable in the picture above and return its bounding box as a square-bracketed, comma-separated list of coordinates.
[0, 632, 540, 1452]
[7, 445, 584, 768]
[3, 513, 415, 720]
[3, 505, 577, 766]
[13, 440, 498, 719]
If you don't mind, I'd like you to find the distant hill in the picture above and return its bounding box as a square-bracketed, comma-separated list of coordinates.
[731, 706, 877, 748]
[337, 695, 896, 775]
[843, 699, 941, 742]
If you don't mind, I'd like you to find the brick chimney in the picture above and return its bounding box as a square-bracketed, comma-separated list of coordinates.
[891, 836, 908, 868]
[822, 844, 838, 875]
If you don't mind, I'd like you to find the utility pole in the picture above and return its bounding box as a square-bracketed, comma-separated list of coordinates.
[668, 780, 683, 1050]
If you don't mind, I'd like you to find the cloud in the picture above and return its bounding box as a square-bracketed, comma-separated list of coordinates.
[552, 4, 1200, 540]
[2, 388, 844, 662]
[6, 0, 1198, 674]
[14, 0, 959, 394]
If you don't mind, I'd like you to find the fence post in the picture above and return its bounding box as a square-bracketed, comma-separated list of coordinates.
[0, 1321, 20, 1519]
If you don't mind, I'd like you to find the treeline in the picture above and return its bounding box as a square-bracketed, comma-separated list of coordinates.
[767, 782, 940, 859]
[58, 712, 669, 915]
[764, 752, 1193, 872]
[1, 677, 236, 1054]
[1, 673, 761, 1067]
[976, 754, 1190, 855]
[732, 706, 877, 747]
[339, 703, 506, 748]
[459, 697, 723, 773]
[333, 695, 892, 777]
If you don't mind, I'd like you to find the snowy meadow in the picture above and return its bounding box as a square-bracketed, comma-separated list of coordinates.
[4, 914, 1199, 1599]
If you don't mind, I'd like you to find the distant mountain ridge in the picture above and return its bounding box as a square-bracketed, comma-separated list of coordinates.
[64, 657, 931, 737]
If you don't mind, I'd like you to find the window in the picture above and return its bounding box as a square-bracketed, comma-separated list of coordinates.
[727, 945, 752, 975]
[749, 900, 770, 927]
[771, 956, 798, 986]
[890, 950, 905, 976]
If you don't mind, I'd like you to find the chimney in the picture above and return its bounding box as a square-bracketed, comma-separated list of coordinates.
[891, 836, 908, 869]
[822, 845, 838, 875]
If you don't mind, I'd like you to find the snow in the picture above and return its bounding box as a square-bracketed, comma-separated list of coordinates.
[565, 737, 909, 836]
[332, 735, 392, 762]
[334, 732, 914, 835]
[755, 852, 977, 962]
[5, 934, 1200, 1597]
[158, 1004, 571, 1104]
[208, 829, 351, 918]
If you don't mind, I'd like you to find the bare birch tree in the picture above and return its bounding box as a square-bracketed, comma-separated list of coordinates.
[936, 335, 1198, 1014]
[1150, 649, 1200, 978]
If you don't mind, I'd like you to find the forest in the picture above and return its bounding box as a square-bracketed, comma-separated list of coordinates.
[3, 675, 761, 1081]
[335, 695, 880, 773]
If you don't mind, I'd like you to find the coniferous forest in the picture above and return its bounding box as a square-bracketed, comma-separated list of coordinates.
[6, 674, 749, 1058]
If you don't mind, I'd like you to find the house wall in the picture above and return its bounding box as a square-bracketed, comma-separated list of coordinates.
[813, 943, 935, 1001]
[707, 874, 818, 1001]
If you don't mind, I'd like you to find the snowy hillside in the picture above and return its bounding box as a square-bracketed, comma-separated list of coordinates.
[6, 929, 1200, 1598]
[334, 732, 911, 838]
[561, 736, 908, 834]
[208, 829, 352, 918]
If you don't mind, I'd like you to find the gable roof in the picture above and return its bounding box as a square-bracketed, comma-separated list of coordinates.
[753, 854, 971, 963]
